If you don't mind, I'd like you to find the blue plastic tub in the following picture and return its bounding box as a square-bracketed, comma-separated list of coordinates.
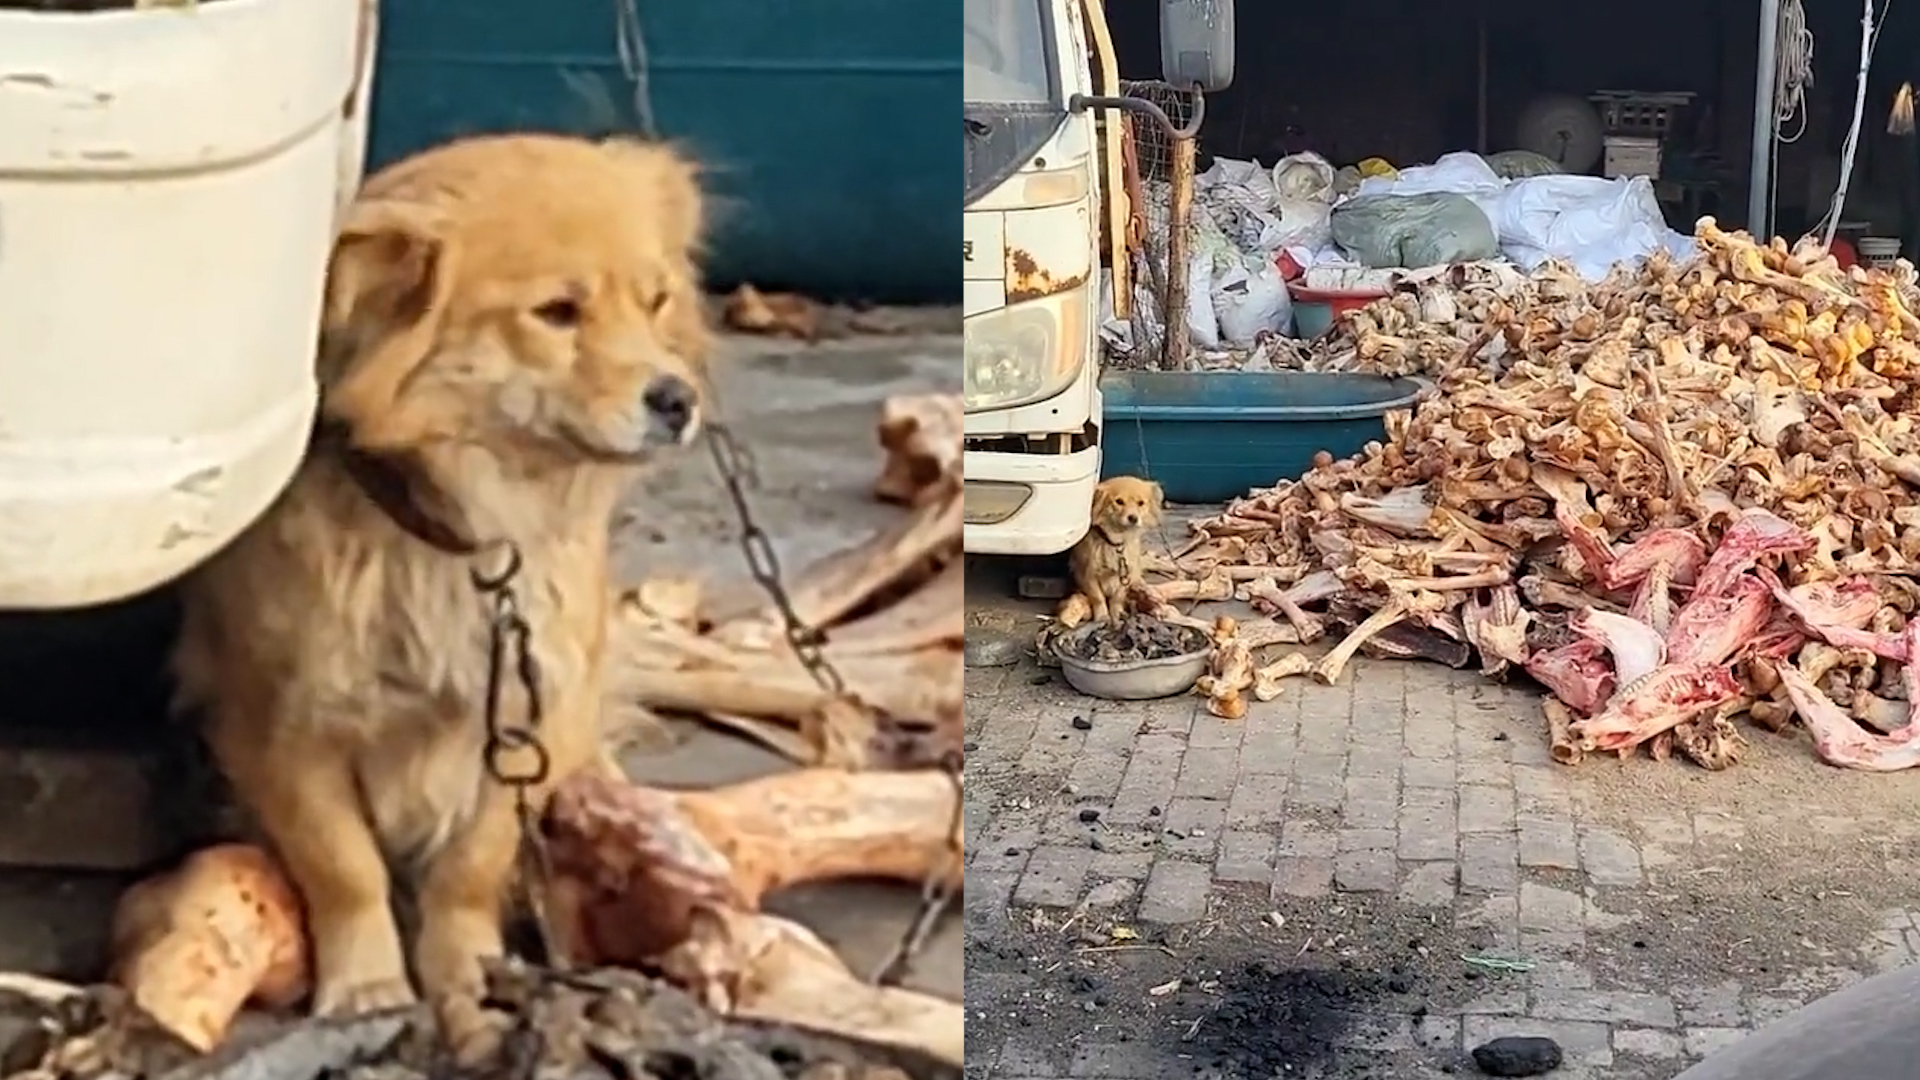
[1099, 372, 1429, 503]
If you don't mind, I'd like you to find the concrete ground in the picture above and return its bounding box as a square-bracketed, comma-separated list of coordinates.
[0, 327, 962, 1005]
[964, 513, 1920, 1080]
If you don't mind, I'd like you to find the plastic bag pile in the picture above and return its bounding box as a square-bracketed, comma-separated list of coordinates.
[1103, 149, 1698, 367]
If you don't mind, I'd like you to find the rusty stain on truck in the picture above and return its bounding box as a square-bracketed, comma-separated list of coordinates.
[1005, 246, 1087, 304]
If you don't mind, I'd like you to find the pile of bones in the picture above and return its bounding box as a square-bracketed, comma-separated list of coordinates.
[1143, 219, 1920, 773]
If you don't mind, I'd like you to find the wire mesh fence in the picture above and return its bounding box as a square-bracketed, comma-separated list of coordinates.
[1119, 79, 1199, 183]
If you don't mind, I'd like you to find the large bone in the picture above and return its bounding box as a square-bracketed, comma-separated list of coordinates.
[542, 770, 964, 1067]
[106, 768, 963, 1057]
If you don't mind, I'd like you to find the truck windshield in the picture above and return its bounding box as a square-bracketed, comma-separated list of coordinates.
[964, 0, 1055, 106]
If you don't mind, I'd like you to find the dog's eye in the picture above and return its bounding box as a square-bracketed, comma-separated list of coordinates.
[644, 290, 670, 314]
[532, 298, 582, 328]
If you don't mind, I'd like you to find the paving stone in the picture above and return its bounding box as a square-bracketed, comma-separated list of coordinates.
[1160, 797, 1225, 859]
[1519, 882, 1585, 931]
[1137, 859, 1212, 924]
[1083, 879, 1136, 908]
[1240, 696, 1298, 760]
[1675, 981, 1745, 1026]
[1225, 769, 1289, 826]
[1682, 1027, 1748, 1059]
[1745, 994, 1804, 1027]
[1455, 988, 1528, 1015]
[1533, 988, 1677, 1027]
[1517, 816, 1580, 869]
[1348, 744, 1401, 779]
[975, 813, 1044, 873]
[1107, 735, 1184, 827]
[1398, 789, 1458, 861]
[1404, 756, 1457, 790]
[1281, 819, 1337, 858]
[1398, 860, 1458, 906]
[1272, 855, 1335, 898]
[1298, 709, 1351, 757]
[1459, 783, 1516, 834]
[1333, 1011, 1415, 1051]
[1338, 827, 1395, 852]
[1335, 849, 1397, 892]
[1416, 1013, 1463, 1051]
[1291, 755, 1347, 809]
[1186, 711, 1245, 750]
[1578, 826, 1644, 886]
[1215, 829, 1276, 883]
[1403, 689, 1456, 759]
[1527, 958, 1596, 990]
[1141, 696, 1198, 736]
[1174, 746, 1239, 801]
[1460, 832, 1520, 892]
[1463, 1016, 1613, 1068]
[1063, 754, 1129, 802]
[973, 710, 1039, 775]
[1090, 848, 1154, 880]
[1613, 1028, 1685, 1059]
[1018, 719, 1088, 775]
[1014, 845, 1094, 907]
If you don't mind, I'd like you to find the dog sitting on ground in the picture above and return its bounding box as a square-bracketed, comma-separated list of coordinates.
[170, 133, 711, 1057]
[1064, 475, 1164, 624]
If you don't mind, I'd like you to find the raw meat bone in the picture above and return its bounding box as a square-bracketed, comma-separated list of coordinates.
[549, 768, 965, 915]
[106, 769, 962, 1055]
[542, 771, 964, 1067]
[108, 844, 309, 1052]
[1777, 621, 1920, 771]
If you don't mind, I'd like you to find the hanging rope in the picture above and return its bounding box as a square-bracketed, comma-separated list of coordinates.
[1775, 0, 1815, 143]
[615, 0, 659, 137]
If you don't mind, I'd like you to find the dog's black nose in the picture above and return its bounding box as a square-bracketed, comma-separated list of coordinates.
[643, 374, 698, 436]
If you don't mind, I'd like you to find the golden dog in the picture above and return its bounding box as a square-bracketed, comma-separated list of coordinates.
[170, 133, 711, 1052]
[1067, 475, 1163, 623]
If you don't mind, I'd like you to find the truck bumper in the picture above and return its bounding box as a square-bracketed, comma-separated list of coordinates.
[963, 442, 1100, 557]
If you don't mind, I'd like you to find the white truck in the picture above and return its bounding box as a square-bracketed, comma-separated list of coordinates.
[0, 0, 375, 609]
[961, 0, 1232, 556]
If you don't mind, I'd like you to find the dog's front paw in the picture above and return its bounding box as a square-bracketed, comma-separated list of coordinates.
[434, 991, 510, 1066]
[311, 975, 417, 1018]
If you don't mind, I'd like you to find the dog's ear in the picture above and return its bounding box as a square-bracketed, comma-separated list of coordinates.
[322, 197, 461, 451]
[1090, 481, 1114, 520]
[1146, 481, 1166, 519]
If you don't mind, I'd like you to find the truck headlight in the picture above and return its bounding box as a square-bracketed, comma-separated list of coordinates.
[964, 286, 1088, 412]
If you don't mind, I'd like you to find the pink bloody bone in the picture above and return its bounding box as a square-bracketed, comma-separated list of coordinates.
[1569, 662, 1744, 753]
[1663, 574, 1775, 667]
[1776, 621, 1920, 771]
[1603, 528, 1707, 591]
[1524, 638, 1615, 716]
[1691, 510, 1815, 599]
[1568, 607, 1665, 687]
[1764, 570, 1906, 661]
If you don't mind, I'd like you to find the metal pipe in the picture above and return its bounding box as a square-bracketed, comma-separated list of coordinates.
[1748, 0, 1782, 236]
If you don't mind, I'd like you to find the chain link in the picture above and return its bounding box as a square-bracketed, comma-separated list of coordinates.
[704, 421, 959, 984]
[471, 543, 567, 969]
[706, 424, 848, 698]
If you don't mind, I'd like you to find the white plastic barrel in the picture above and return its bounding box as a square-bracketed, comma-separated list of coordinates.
[0, 0, 373, 609]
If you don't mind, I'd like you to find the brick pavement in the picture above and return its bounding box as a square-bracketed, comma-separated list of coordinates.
[964, 647, 1920, 1079]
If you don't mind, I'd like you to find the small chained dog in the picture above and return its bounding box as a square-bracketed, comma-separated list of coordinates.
[171, 133, 711, 1057]
[1066, 475, 1164, 624]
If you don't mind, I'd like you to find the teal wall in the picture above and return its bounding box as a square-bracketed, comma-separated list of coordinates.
[368, 1, 957, 303]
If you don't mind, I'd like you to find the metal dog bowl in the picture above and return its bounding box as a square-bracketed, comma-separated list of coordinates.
[1054, 622, 1211, 701]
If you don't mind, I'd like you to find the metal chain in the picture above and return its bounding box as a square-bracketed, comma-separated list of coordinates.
[871, 747, 964, 985]
[471, 543, 567, 969]
[705, 423, 847, 697]
[704, 420, 959, 983]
